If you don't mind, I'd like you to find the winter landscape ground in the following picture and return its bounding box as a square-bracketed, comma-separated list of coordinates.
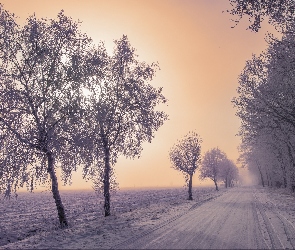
[1, 185, 295, 249]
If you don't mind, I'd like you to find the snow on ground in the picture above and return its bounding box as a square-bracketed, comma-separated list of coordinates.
[0, 186, 224, 249]
[253, 186, 295, 249]
[115, 186, 295, 249]
[1, 185, 295, 249]
[260, 186, 295, 226]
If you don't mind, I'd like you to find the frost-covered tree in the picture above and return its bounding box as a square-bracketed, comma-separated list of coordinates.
[238, 140, 267, 187]
[80, 36, 168, 216]
[233, 29, 295, 191]
[0, 6, 90, 226]
[200, 148, 227, 191]
[238, 128, 295, 189]
[0, 134, 40, 195]
[219, 158, 239, 188]
[228, 0, 295, 32]
[169, 131, 202, 200]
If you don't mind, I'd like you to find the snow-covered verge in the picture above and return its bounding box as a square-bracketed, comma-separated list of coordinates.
[0, 186, 225, 249]
[263, 186, 295, 223]
[253, 185, 295, 249]
[253, 185, 295, 229]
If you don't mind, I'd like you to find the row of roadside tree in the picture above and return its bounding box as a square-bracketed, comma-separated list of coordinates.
[169, 131, 239, 200]
[233, 28, 295, 191]
[0, 7, 168, 227]
[230, 0, 295, 192]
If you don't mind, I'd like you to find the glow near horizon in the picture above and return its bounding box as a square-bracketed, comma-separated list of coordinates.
[1, 0, 276, 190]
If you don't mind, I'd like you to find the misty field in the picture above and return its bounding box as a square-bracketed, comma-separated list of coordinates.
[0, 186, 223, 249]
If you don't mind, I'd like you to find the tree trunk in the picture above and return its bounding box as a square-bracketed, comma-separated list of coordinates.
[269, 171, 273, 187]
[47, 151, 68, 227]
[188, 174, 193, 200]
[286, 142, 295, 192]
[225, 177, 228, 188]
[103, 146, 111, 217]
[277, 149, 288, 188]
[257, 163, 265, 187]
[266, 170, 270, 186]
[214, 179, 219, 191]
[283, 175, 287, 188]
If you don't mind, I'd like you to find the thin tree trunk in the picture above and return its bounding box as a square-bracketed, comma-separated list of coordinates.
[283, 176, 287, 188]
[277, 149, 288, 188]
[269, 171, 273, 187]
[103, 146, 111, 217]
[188, 174, 193, 200]
[214, 179, 219, 191]
[266, 171, 270, 186]
[225, 177, 228, 188]
[47, 151, 68, 227]
[257, 162, 265, 187]
[286, 142, 295, 192]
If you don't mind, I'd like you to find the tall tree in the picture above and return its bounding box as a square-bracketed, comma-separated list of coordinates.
[80, 36, 168, 216]
[233, 28, 295, 191]
[169, 131, 202, 200]
[200, 148, 227, 191]
[228, 0, 295, 32]
[0, 7, 90, 226]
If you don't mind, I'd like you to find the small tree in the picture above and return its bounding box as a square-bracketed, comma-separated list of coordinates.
[219, 159, 239, 188]
[200, 148, 227, 191]
[80, 36, 168, 216]
[0, 7, 90, 227]
[169, 131, 202, 200]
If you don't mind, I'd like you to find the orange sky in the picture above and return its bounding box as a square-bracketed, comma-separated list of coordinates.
[1, 0, 277, 190]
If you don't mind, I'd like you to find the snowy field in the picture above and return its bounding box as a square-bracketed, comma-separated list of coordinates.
[0, 186, 223, 249]
[1, 186, 295, 249]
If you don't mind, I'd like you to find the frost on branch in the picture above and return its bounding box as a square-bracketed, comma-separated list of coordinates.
[169, 131, 202, 200]
[199, 148, 227, 191]
[0, 5, 91, 227]
[219, 158, 239, 188]
[233, 28, 295, 191]
[228, 0, 295, 32]
[77, 35, 168, 216]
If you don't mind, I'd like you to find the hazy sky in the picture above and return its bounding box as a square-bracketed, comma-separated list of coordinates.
[1, 0, 276, 190]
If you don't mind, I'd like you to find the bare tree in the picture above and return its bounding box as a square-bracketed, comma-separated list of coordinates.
[80, 36, 168, 216]
[169, 131, 202, 200]
[0, 7, 90, 227]
[200, 148, 227, 191]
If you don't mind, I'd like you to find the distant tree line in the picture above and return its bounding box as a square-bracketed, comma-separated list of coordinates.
[0, 6, 168, 227]
[200, 147, 239, 191]
[169, 132, 239, 200]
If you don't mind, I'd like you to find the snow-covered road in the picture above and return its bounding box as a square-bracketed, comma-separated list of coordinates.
[114, 186, 295, 249]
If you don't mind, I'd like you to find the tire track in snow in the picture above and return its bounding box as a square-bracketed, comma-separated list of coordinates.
[110, 192, 224, 249]
[275, 212, 295, 248]
[113, 187, 275, 249]
[204, 187, 266, 249]
[253, 189, 295, 249]
[206, 190, 239, 249]
[253, 195, 282, 249]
